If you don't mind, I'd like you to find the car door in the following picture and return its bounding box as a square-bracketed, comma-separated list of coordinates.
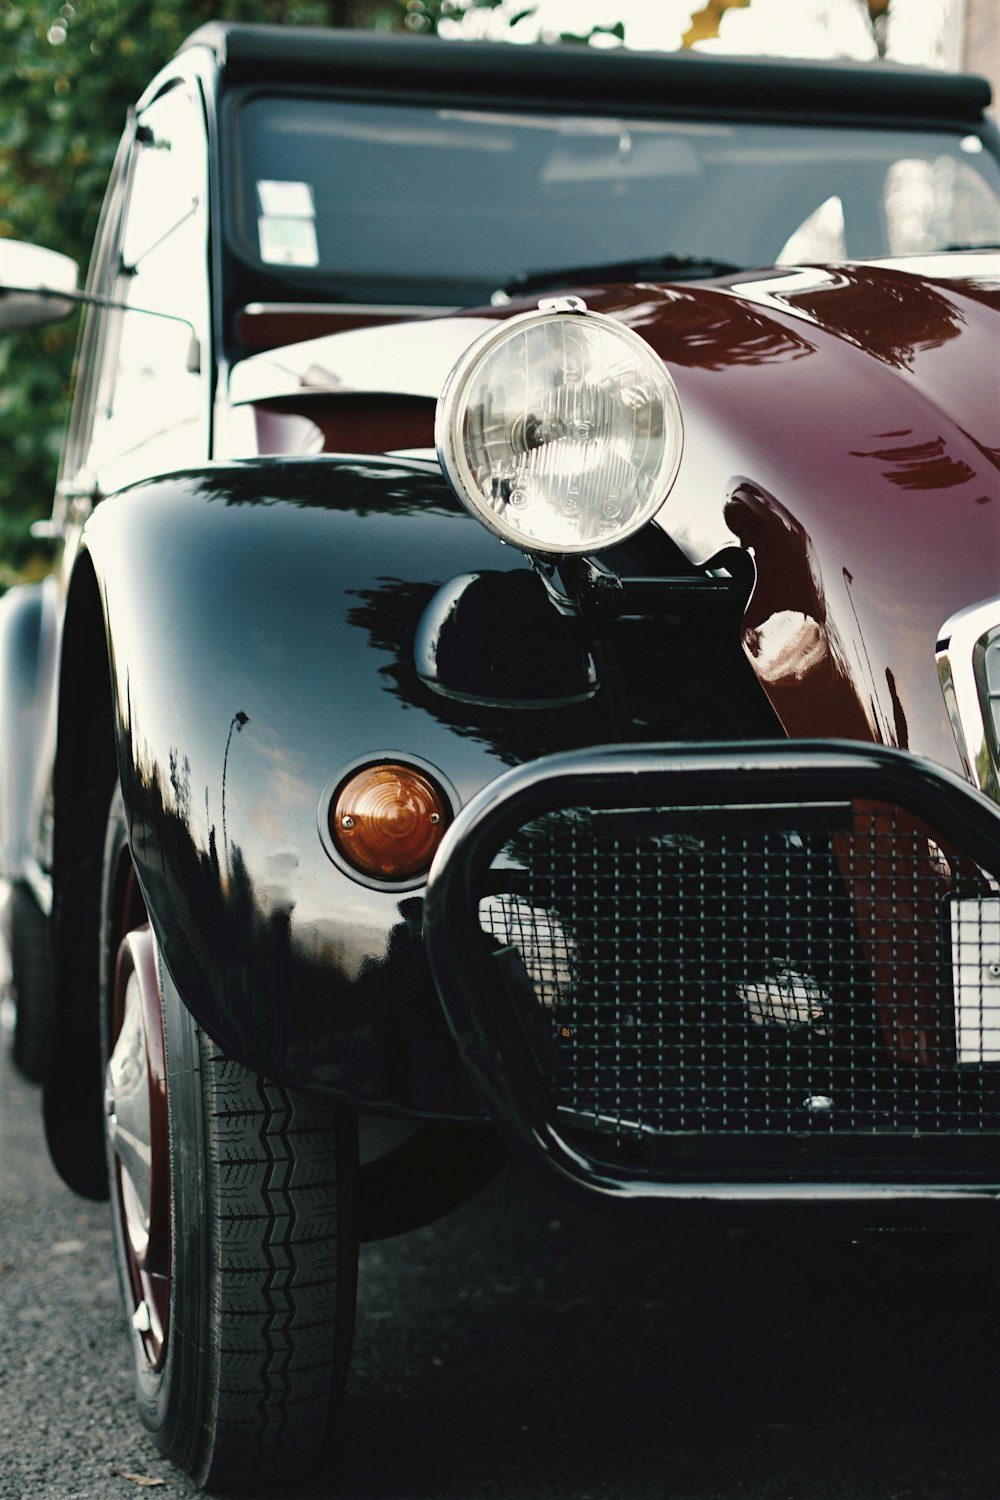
[62, 78, 211, 510]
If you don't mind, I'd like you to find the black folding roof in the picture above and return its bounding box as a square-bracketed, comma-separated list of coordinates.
[180, 22, 992, 125]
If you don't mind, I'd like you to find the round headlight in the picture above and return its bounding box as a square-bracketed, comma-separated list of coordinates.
[435, 301, 682, 555]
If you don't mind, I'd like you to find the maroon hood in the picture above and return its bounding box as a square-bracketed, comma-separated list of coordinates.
[597, 254, 1000, 774]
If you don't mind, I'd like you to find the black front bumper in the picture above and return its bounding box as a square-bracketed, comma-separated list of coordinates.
[424, 741, 1000, 1212]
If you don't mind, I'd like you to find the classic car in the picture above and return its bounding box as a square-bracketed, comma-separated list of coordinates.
[1, 19, 1000, 1490]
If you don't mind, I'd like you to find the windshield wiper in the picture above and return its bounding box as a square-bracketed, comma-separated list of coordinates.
[493, 252, 744, 303]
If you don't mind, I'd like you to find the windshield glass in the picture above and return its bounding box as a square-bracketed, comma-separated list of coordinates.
[226, 93, 1000, 305]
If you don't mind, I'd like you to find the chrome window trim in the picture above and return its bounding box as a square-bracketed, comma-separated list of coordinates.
[240, 300, 457, 319]
[936, 596, 1000, 803]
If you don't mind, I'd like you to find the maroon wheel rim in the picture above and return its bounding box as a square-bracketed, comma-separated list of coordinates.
[104, 857, 171, 1370]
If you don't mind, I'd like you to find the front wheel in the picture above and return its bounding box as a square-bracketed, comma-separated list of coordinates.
[100, 790, 359, 1489]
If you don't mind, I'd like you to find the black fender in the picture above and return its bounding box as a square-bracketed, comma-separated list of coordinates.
[0, 578, 57, 882]
[65, 456, 628, 1119]
[46, 454, 773, 1198]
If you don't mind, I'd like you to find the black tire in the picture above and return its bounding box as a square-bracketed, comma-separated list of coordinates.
[100, 789, 359, 1490]
[11, 881, 54, 1083]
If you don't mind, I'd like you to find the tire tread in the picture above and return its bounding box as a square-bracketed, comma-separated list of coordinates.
[197, 1027, 353, 1488]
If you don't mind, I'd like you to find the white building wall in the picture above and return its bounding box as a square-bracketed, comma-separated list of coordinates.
[963, 0, 999, 115]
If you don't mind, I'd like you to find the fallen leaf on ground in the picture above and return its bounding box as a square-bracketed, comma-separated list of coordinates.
[110, 1471, 166, 1488]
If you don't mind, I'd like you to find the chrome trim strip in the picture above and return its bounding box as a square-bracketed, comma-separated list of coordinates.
[936, 596, 1000, 803]
[528, 1183, 1000, 1203]
[241, 300, 458, 319]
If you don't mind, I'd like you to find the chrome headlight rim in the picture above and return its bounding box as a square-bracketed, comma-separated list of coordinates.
[435, 299, 683, 556]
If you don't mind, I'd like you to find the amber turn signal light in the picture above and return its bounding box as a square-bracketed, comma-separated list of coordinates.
[331, 762, 450, 881]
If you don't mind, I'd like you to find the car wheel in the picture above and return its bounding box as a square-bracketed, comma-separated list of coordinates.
[11, 881, 54, 1082]
[100, 788, 359, 1489]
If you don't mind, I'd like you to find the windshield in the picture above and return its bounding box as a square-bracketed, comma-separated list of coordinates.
[225, 93, 1000, 306]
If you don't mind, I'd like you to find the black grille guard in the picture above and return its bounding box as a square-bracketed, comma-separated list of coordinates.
[423, 741, 1000, 1211]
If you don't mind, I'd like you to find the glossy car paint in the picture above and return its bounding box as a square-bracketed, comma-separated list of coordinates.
[611, 256, 1000, 769]
[233, 256, 1000, 777]
[67, 249, 997, 1116]
[83, 459, 725, 1110]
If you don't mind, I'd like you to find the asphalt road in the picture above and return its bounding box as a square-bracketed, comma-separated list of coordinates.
[5, 1026, 1000, 1500]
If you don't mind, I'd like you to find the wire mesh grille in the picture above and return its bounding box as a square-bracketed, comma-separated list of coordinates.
[478, 800, 1000, 1141]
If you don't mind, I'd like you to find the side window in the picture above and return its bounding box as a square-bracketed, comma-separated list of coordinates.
[84, 83, 210, 496]
[60, 128, 132, 493]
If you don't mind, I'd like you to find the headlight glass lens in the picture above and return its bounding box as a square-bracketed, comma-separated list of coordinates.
[436, 308, 683, 554]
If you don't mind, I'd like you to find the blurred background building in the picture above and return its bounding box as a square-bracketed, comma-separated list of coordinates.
[960, 0, 999, 112]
